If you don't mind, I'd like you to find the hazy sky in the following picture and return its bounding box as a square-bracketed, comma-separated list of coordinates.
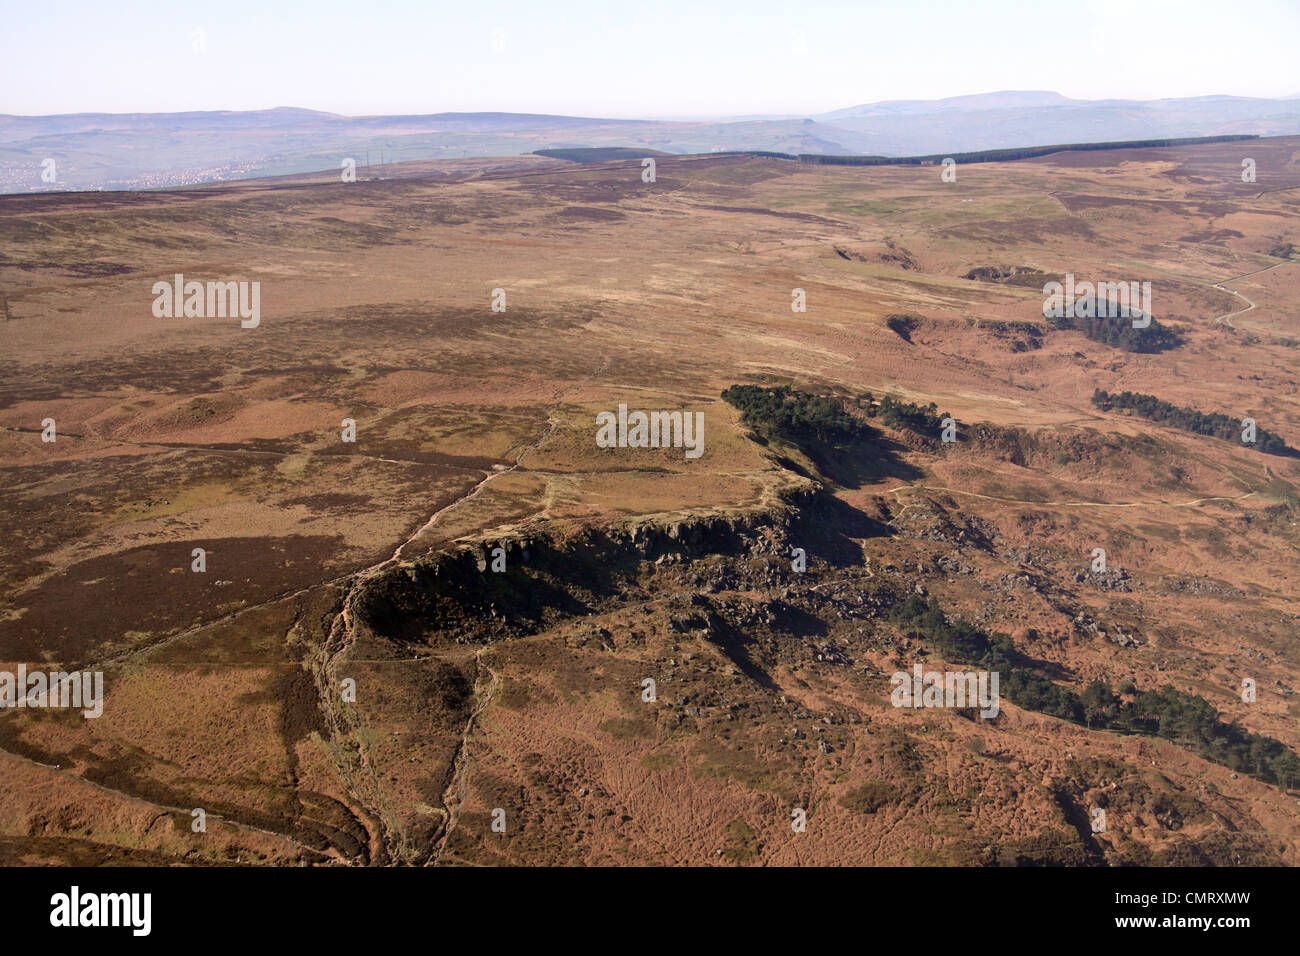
[3, 0, 1298, 117]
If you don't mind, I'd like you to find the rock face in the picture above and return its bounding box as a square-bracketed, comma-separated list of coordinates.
[887, 496, 996, 548]
[1073, 567, 1134, 592]
[962, 265, 1051, 285]
[297, 463, 1289, 867]
[352, 484, 819, 645]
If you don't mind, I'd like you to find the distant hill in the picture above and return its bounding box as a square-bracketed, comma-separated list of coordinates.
[3, 91, 1299, 193]
[819, 90, 1075, 118]
[811, 91, 1300, 156]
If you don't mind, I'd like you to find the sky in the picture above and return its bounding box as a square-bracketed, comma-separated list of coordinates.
[3, 0, 1298, 118]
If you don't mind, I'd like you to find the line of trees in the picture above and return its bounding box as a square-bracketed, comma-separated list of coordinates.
[1048, 312, 1181, 353]
[1092, 389, 1292, 456]
[797, 134, 1258, 167]
[875, 395, 952, 436]
[891, 595, 1300, 789]
[576, 135, 1261, 169]
[693, 135, 1258, 167]
[721, 384, 870, 444]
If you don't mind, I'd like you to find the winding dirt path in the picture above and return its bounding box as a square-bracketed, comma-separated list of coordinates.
[314, 357, 609, 861]
[1210, 258, 1294, 328]
[429, 648, 499, 865]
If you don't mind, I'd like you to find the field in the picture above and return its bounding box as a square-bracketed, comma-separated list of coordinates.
[1, 137, 1298, 865]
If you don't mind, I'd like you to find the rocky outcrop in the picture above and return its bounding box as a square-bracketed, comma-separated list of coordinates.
[351, 484, 822, 646]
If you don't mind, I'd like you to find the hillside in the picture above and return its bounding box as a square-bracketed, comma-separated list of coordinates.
[1, 134, 1298, 865]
